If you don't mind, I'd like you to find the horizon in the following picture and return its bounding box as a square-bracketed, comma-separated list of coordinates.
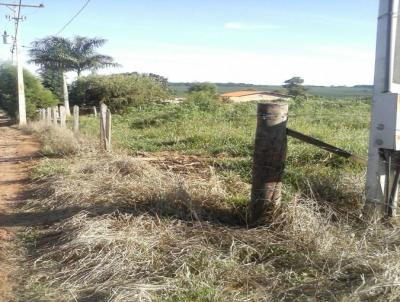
[0, 0, 379, 86]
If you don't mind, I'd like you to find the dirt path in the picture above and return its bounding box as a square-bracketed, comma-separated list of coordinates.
[0, 114, 39, 301]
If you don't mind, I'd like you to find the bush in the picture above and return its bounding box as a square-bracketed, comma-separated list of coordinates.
[0, 63, 58, 119]
[184, 82, 220, 112]
[188, 82, 217, 95]
[70, 74, 172, 113]
[184, 91, 221, 111]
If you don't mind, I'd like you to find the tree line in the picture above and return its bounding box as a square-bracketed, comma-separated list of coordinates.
[0, 35, 172, 118]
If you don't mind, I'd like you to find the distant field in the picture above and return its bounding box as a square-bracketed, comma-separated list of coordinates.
[169, 82, 373, 98]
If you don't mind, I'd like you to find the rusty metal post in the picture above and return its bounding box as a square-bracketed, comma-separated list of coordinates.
[250, 103, 288, 224]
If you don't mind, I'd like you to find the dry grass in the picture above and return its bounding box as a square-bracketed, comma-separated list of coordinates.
[19, 124, 400, 301]
[21, 121, 92, 156]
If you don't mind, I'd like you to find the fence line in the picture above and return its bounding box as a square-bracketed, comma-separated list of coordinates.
[36, 101, 376, 222]
[39, 104, 112, 151]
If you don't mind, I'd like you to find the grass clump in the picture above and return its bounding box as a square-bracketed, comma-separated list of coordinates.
[22, 121, 91, 157]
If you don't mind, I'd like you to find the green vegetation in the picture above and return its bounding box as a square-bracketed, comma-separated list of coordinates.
[29, 36, 119, 77]
[283, 76, 308, 99]
[29, 35, 120, 112]
[79, 97, 370, 202]
[39, 68, 64, 100]
[70, 74, 172, 113]
[0, 63, 58, 118]
[188, 82, 218, 95]
[22, 107, 400, 301]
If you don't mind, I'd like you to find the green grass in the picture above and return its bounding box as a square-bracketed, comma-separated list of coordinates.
[79, 97, 370, 204]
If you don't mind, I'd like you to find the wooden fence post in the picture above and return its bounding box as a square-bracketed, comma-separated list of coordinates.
[73, 105, 79, 133]
[249, 102, 288, 224]
[51, 106, 58, 126]
[59, 106, 66, 128]
[46, 107, 52, 125]
[93, 106, 97, 117]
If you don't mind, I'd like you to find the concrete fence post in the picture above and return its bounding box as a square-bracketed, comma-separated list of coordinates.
[59, 106, 66, 128]
[41, 109, 46, 121]
[93, 106, 97, 117]
[105, 108, 112, 151]
[46, 107, 52, 125]
[249, 102, 288, 224]
[51, 106, 58, 126]
[39, 109, 45, 121]
[100, 103, 106, 148]
[73, 105, 79, 133]
[99, 103, 111, 151]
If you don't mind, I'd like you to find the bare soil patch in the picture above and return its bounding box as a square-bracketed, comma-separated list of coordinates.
[0, 115, 39, 301]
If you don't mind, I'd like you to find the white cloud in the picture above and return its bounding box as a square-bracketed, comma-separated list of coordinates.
[224, 22, 279, 30]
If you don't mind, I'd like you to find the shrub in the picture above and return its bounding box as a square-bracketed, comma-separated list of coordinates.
[188, 82, 217, 95]
[184, 91, 221, 112]
[70, 74, 172, 113]
[184, 82, 220, 111]
[0, 63, 58, 119]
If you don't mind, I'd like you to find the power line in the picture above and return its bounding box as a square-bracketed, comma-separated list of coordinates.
[13, 0, 22, 53]
[55, 0, 91, 35]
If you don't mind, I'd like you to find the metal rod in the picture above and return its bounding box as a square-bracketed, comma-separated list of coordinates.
[286, 128, 367, 165]
[388, 166, 400, 216]
[0, 2, 44, 8]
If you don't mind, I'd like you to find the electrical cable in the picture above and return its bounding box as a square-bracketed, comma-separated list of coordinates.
[55, 0, 91, 35]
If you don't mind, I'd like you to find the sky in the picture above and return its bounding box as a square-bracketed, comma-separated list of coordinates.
[0, 0, 379, 86]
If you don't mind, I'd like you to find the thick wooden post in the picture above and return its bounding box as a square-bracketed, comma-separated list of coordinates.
[59, 106, 66, 128]
[250, 103, 288, 224]
[51, 106, 58, 126]
[73, 105, 79, 133]
[46, 107, 52, 125]
[93, 106, 97, 117]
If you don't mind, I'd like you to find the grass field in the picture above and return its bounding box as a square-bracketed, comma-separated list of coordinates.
[22, 97, 400, 301]
[19, 97, 400, 301]
[79, 97, 370, 203]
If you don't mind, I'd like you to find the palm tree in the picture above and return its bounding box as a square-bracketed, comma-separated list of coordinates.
[29, 36, 119, 115]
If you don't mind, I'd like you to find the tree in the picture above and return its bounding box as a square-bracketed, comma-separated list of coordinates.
[283, 77, 308, 99]
[29, 36, 119, 115]
[69, 74, 171, 113]
[0, 63, 57, 118]
[185, 83, 219, 111]
[39, 67, 64, 100]
[188, 82, 217, 95]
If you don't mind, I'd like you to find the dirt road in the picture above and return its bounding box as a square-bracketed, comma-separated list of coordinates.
[0, 115, 39, 301]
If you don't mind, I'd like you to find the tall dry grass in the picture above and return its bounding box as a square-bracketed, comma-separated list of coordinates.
[21, 121, 93, 156]
[20, 122, 400, 302]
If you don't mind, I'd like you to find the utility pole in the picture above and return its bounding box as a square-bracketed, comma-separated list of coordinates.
[0, 1, 44, 126]
[366, 0, 400, 217]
